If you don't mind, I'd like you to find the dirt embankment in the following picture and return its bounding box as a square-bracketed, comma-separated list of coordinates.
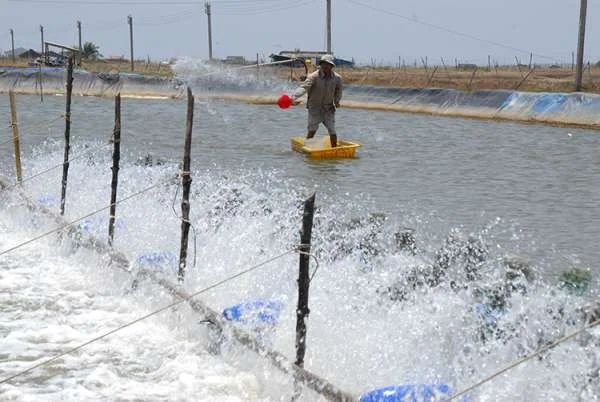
[3, 58, 600, 94]
[271, 64, 600, 94]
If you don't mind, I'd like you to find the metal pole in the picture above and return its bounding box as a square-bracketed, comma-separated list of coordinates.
[205, 2, 213, 61]
[40, 25, 45, 64]
[128, 15, 134, 71]
[326, 0, 331, 53]
[10, 29, 15, 62]
[575, 0, 587, 91]
[77, 20, 82, 66]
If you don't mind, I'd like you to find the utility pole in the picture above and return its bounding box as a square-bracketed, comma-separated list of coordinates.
[326, 0, 331, 54]
[128, 15, 134, 71]
[40, 25, 44, 64]
[10, 29, 15, 62]
[575, 0, 587, 91]
[205, 2, 213, 61]
[77, 20, 82, 66]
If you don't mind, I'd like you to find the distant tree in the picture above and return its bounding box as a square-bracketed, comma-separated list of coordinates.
[81, 41, 102, 60]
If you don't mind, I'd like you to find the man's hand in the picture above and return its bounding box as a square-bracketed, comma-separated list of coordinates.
[335, 102, 340, 108]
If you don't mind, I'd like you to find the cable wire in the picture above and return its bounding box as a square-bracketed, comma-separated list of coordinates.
[343, 0, 558, 61]
[1, 140, 112, 191]
[0, 177, 169, 258]
[449, 317, 600, 400]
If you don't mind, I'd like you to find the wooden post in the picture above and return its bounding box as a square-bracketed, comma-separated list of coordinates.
[467, 67, 477, 90]
[515, 67, 535, 90]
[178, 88, 194, 282]
[420, 57, 428, 73]
[38, 64, 44, 103]
[256, 53, 260, 81]
[440, 57, 451, 79]
[425, 66, 438, 87]
[108, 93, 121, 246]
[60, 56, 74, 216]
[295, 192, 316, 368]
[575, 0, 587, 91]
[8, 91, 22, 183]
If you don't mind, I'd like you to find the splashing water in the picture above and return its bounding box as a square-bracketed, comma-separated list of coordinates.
[1, 68, 600, 400]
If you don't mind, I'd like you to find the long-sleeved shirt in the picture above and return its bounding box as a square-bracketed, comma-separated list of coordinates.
[293, 69, 343, 111]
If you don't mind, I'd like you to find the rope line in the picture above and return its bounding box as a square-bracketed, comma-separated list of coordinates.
[0, 114, 67, 150]
[1, 141, 112, 191]
[10, 114, 65, 137]
[0, 136, 14, 147]
[0, 247, 297, 385]
[0, 178, 171, 258]
[449, 317, 600, 400]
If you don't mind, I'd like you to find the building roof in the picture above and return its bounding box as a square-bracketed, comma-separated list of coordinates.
[2, 47, 28, 57]
[18, 49, 42, 59]
[278, 50, 328, 58]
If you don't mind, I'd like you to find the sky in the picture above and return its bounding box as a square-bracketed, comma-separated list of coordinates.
[1, 0, 599, 67]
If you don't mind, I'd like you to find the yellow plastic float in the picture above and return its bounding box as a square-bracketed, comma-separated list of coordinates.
[290, 136, 361, 159]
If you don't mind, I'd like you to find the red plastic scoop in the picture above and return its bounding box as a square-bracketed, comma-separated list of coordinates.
[277, 94, 293, 109]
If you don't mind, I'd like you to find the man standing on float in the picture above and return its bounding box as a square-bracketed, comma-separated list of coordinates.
[292, 54, 343, 147]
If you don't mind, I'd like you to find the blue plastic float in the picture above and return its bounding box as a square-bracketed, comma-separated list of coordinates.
[222, 300, 282, 326]
[76, 216, 125, 233]
[136, 251, 177, 268]
[38, 195, 57, 207]
[222, 300, 283, 348]
[360, 384, 470, 402]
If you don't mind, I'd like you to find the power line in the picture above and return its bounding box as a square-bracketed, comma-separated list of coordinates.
[136, 9, 197, 26]
[215, 0, 315, 16]
[6, 0, 299, 3]
[7, 0, 202, 4]
[343, 0, 557, 61]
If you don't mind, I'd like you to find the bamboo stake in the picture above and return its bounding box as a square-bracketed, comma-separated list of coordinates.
[515, 56, 522, 75]
[108, 93, 121, 246]
[295, 192, 316, 368]
[515, 68, 535, 90]
[467, 67, 478, 90]
[60, 56, 74, 216]
[425, 66, 439, 87]
[441, 57, 452, 79]
[178, 87, 194, 282]
[8, 91, 22, 183]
